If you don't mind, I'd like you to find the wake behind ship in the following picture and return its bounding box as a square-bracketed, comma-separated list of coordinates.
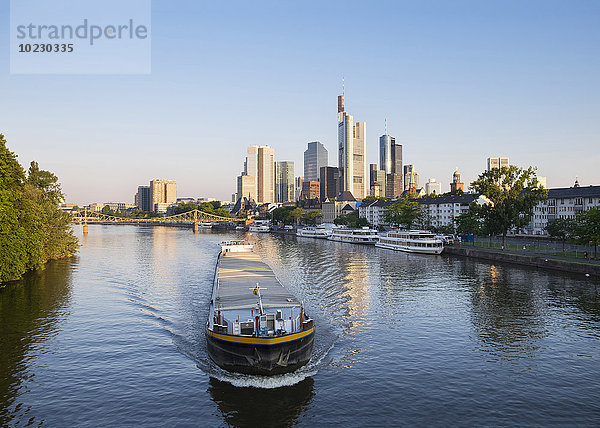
[206, 241, 315, 375]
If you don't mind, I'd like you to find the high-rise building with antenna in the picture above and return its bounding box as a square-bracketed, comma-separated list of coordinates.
[337, 79, 367, 199]
[379, 119, 403, 197]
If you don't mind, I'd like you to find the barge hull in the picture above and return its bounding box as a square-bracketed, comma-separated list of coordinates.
[207, 330, 314, 375]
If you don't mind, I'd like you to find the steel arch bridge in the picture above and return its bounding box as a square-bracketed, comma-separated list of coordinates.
[72, 209, 248, 232]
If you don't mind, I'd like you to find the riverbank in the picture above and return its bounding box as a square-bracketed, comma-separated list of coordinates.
[444, 245, 600, 278]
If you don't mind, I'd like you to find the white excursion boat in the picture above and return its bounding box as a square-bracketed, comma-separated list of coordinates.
[297, 225, 333, 239]
[328, 227, 379, 245]
[248, 220, 271, 233]
[199, 222, 213, 229]
[376, 230, 444, 254]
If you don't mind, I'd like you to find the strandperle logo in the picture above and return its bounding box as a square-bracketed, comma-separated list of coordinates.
[15, 19, 148, 46]
[10, 0, 151, 74]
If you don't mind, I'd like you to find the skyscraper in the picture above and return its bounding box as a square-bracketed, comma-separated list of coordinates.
[403, 165, 419, 191]
[150, 179, 177, 212]
[275, 161, 295, 203]
[337, 82, 367, 199]
[379, 124, 403, 198]
[295, 176, 304, 201]
[320, 166, 339, 200]
[136, 185, 151, 211]
[237, 174, 256, 201]
[301, 181, 320, 200]
[304, 141, 328, 182]
[241, 145, 275, 204]
[379, 127, 402, 176]
[369, 163, 386, 196]
[487, 157, 510, 171]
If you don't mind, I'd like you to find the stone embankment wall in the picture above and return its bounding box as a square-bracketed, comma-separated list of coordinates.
[444, 247, 600, 278]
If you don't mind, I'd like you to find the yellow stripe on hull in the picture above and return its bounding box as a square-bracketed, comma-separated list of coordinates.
[207, 326, 315, 345]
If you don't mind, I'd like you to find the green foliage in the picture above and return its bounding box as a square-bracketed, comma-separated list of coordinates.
[334, 210, 369, 228]
[435, 224, 456, 235]
[289, 208, 305, 225]
[100, 205, 125, 218]
[303, 210, 322, 226]
[573, 207, 600, 258]
[0, 134, 78, 283]
[129, 209, 161, 219]
[384, 198, 421, 229]
[272, 206, 296, 224]
[455, 211, 481, 245]
[413, 211, 433, 230]
[470, 166, 547, 247]
[545, 218, 574, 251]
[214, 208, 230, 218]
[444, 188, 464, 197]
[173, 202, 198, 215]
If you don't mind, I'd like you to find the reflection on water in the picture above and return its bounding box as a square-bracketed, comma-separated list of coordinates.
[209, 376, 314, 427]
[1, 227, 600, 425]
[0, 258, 74, 425]
[469, 263, 549, 359]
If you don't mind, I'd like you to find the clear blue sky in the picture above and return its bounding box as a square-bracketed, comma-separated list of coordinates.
[1, 0, 599, 204]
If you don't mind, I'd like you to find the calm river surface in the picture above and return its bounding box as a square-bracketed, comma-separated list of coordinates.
[2, 225, 600, 426]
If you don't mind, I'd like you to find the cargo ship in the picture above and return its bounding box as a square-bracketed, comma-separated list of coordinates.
[206, 241, 315, 375]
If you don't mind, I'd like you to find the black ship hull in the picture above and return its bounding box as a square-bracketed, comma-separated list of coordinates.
[206, 328, 315, 375]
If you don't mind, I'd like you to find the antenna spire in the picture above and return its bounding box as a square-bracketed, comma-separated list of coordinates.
[342, 76, 345, 97]
[385, 118, 387, 135]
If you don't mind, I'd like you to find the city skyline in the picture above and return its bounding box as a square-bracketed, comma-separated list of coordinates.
[1, 1, 598, 204]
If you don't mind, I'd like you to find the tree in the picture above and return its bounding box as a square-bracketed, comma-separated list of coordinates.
[436, 224, 456, 235]
[129, 209, 161, 219]
[214, 208, 230, 218]
[101, 205, 115, 215]
[455, 211, 481, 245]
[384, 198, 421, 229]
[27, 161, 63, 204]
[303, 210, 322, 226]
[334, 210, 368, 228]
[173, 202, 198, 215]
[199, 202, 215, 214]
[1, 134, 78, 283]
[289, 208, 304, 225]
[545, 218, 574, 252]
[573, 207, 600, 259]
[0, 134, 30, 282]
[414, 211, 433, 230]
[272, 206, 296, 225]
[470, 166, 547, 248]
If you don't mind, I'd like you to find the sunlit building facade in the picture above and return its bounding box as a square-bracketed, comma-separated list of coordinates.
[275, 161, 295, 203]
[338, 89, 367, 199]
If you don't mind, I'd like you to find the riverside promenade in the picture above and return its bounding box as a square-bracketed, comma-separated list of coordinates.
[444, 244, 600, 278]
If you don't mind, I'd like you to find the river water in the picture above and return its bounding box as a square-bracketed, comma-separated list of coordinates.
[1, 225, 600, 426]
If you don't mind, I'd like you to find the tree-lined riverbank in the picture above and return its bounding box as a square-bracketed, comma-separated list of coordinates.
[0, 134, 78, 284]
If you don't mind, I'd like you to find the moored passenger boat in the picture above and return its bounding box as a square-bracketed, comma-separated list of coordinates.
[248, 220, 271, 233]
[376, 230, 444, 254]
[328, 227, 378, 245]
[296, 225, 333, 239]
[206, 241, 315, 375]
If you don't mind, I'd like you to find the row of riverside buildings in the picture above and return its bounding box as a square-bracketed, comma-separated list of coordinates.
[360, 179, 600, 235]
